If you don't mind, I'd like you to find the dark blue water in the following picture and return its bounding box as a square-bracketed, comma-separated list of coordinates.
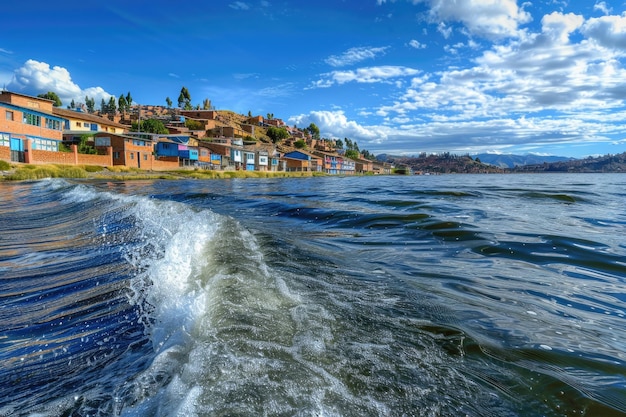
[1, 174, 625, 416]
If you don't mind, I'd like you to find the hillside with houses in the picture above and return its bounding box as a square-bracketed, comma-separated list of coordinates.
[0, 90, 393, 176]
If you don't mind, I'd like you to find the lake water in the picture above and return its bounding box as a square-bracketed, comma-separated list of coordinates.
[1, 173, 625, 416]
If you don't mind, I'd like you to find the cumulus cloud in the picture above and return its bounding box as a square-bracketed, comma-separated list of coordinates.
[289, 110, 386, 142]
[582, 13, 626, 49]
[6, 60, 113, 106]
[325, 46, 389, 67]
[425, 0, 532, 39]
[311, 66, 421, 88]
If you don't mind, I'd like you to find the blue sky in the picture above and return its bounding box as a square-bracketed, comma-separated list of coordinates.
[2, 0, 626, 158]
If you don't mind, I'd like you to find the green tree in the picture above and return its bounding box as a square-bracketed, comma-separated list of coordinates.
[166, 97, 172, 108]
[85, 96, 95, 113]
[118, 94, 128, 113]
[133, 119, 169, 134]
[178, 86, 191, 108]
[345, 149, 359, 159]
[306, 122, 320, 139]
[335, 138, 344, 149]
[185, 119, 205, 130]
[69, 99, 75, 109]
[266, 126, 289, 143]
[38, 91, 62, 107]
[126, 92, 132, 107]
[77, 134, 96, 154]
[100, 98, 107, 113]
[202, 98, 211, 110]
[107, 96, 117, 114]
[294, 139, 306, 149]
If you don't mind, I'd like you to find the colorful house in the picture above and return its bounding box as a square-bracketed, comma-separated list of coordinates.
[281, 150, 321, 172]
[94, 132, 155, 169]
[52, 107, 127, 144]
[0, 91, 66, 162]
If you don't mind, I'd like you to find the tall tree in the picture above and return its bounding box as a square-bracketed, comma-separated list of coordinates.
[118, 94, 128, 113]
[306, 122, 320, 139]
[85, 96, 95, 113]
[107, 96, 117, 114]
[100, 98, 107, 113]
[202, 98, 211, 110]
[37, 91, 62, 107]
[166, 97, 172, 108]
[126, 92, 132, 107]
[178, 86, 191, 108]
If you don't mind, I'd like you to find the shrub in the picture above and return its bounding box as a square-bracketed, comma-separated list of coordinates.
[0, 160, 10, 170]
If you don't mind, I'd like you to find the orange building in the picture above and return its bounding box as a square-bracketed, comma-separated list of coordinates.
[0, 91, 66, 162]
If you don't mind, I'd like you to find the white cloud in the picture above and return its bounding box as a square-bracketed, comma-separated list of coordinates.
[229, 2, 250, 10]
[541, 12, 584, 44]
[311, 66, 421, 88]
[289, 110, 386, 142]
[582, 13, 626, 49]
[6, 60, 113, 106]
[303, 9, 626, 156]
[325, 46, 389, 67]
[408, 39, 427, 49]
[593, 1, 612, 15]
[425, 0, 532, 39]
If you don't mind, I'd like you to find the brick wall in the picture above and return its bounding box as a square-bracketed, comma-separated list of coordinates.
[31, 149, 76, 165]
[0, 146, 10, 162]
[151, 157, 180, 171]
[77, 152, 112, 166]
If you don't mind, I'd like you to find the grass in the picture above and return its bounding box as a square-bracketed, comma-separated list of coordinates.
[1, 162, 324, 181]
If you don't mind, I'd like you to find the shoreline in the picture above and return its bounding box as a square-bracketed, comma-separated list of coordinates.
[0, 163, 325, 182]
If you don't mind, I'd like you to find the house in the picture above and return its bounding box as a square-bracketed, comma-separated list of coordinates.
[313, 150, 355, 175]
[197, 145, 214, 169]
[52, 107, 127, 144]
[179, 110, 219, 120]
[281, 150, 322, 172]
[247, 115, 264, 125]
[0, 91, 66, 163]
[354, 157, 374, 174]
[199, 139, 238, 169]
[93, 132, 155, 169]
[177, 144, 199, 166]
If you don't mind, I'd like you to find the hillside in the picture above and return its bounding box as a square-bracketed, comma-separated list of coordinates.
[475, 153, 573, 168]
[381, 154, 504, 174]
[511, 152, 626, 173]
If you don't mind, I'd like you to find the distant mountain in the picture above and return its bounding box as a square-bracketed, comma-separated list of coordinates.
[475, 153, 573, 168]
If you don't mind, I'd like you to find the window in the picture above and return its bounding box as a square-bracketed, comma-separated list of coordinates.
[5, 111, 13, 121]
[113, 151, 120, 159]
[0, 133, 10, 147]
[130, 153, 134, 160]
[76, 122, 82, 127]
[32, 138, 58, 151]
[143, 154, 148, 161]
[23, 113, 41, 126]
[46, 118, 61, 130]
